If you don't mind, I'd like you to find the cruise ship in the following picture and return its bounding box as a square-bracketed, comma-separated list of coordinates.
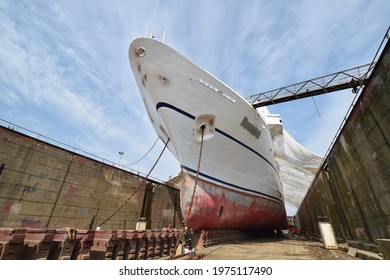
[129, 37, 287, 231]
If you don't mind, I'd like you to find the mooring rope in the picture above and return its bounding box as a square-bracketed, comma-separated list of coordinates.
[97, 138, 170, 228]
[125, 137, 159, 166]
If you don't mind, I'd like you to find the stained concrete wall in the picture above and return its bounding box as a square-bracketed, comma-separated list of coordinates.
[0, 126, 182, 230]
[297, 38, 390, 244]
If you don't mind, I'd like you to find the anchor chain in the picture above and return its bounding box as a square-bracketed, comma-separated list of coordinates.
[169, 125, 205, 259]
[185, 124, 206, 225]
[97, 138, 170, 228]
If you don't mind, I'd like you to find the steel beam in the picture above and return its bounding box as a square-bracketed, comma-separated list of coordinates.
[248, 63, 375, 107]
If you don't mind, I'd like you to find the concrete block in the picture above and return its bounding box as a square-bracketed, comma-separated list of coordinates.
[347, 247, 358, 257]
[136, 220, 147, 230]
[318, 222, 338, 250]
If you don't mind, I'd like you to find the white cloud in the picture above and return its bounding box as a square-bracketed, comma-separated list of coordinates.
[1, 0, 389, 182]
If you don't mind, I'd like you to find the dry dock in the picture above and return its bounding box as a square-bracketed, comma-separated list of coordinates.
[0, 226, 382, 260]
[295, 27, 390, 254]
[1, 28, 389, 261]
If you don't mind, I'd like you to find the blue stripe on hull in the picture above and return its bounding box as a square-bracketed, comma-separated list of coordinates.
[182, 165, 283, 204]
[156, 101, 283, 204]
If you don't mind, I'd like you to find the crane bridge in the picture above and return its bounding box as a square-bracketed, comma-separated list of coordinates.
[247, 63, 376, 108]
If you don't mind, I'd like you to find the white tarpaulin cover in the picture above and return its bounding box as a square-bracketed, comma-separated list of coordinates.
[273, 129, 322, 207]
[259, 108, 323, 214]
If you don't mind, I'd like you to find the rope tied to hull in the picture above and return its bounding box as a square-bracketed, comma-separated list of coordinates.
[169, 125, 205, 259]
[97, 138, 170, 228]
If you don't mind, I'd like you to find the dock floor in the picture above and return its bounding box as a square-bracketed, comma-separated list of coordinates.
[195, 235, 358, 260]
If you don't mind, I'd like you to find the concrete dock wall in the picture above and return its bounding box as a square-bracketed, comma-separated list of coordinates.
[297, 37, 390, 244]
[0, 126, 181, 230]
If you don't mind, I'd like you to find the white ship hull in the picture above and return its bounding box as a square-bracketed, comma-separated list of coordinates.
[129, 38, 287, 230]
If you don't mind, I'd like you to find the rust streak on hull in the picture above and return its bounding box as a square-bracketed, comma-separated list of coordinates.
[181, 171, 288, 231]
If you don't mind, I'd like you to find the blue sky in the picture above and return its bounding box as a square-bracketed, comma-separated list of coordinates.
[1, 0, 389, 186]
